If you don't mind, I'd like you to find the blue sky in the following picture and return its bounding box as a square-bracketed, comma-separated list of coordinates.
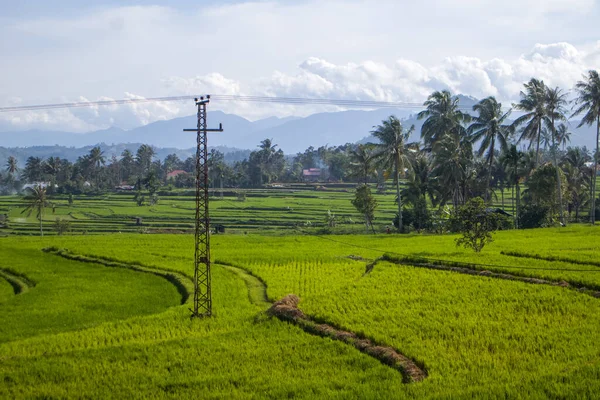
[1, 0, 599, 131]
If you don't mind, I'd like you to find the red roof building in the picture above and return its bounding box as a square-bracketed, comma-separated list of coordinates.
[167, 170, 187, 179]
[302, 168, 321, 182]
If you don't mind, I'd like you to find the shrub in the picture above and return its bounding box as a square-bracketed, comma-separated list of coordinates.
[351, 185, 377, 231]
[519, 204, 551, 229]
[450, 197, 500, 253]
[54, 218, 71, 235]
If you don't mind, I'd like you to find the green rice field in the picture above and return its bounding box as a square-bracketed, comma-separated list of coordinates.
[0, 183, 525, 236]
[1, 225, 600, 398]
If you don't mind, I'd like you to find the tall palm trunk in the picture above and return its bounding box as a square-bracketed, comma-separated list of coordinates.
[592, 115, 599, 224]
[536, 120, 542, 167]
[486, 137, 495, 203]
[516, 176, 521, 229]
[551, 117, 565, 226]
[395, 153, 402, 233]
[39, 207, 43, 237]
[511, 185, 515, 225]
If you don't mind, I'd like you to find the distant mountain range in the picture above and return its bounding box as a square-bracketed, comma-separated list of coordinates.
[0, 94, 597, 163]
[0, 108, 417, 153]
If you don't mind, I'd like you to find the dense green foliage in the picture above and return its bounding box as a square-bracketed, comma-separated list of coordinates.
[450, 197, 498, 252]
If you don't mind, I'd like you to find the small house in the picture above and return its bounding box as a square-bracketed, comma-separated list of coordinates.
[167, 170, 188, 180]
[302, 168, 321, 182]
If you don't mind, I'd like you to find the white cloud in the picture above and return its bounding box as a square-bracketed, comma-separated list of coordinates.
[1, 40, 597, 131]
[1, 1, 598, 131]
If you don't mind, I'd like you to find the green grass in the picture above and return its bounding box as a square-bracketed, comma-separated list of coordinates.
[300, 261, 600, 398]
[0, 186, 402, 235]
[0, 241, 408, 399]
[0, 245, 181, 343]
[2, 226, 600, 397]
[0, 275, 14, 303]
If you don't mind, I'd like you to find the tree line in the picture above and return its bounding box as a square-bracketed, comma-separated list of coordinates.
[2, 71, 599, 230]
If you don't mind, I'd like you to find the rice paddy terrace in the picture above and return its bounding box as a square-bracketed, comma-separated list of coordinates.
[1, 226, 600, 398]
[0, 183, 522, 236]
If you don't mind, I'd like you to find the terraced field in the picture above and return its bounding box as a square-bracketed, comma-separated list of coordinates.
[0, 183, 525, 236]
[1, 226, 600, 398]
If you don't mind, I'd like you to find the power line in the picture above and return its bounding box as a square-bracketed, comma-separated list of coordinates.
[0, 94, 477, 113]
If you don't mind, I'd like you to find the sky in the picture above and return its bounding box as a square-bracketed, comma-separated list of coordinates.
[0, 0, 599, 132]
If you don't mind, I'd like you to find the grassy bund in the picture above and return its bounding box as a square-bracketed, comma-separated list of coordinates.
[1, 226, 600, 398]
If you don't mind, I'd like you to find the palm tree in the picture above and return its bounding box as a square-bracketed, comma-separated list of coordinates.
[545, 86, 569, 225]
[21, 185, 50, 236]
[5, 156, 18, 176]
[43, 156, 62, 194]
[21, 156, 44, 183]
[88, 147, 105, 189]
[431, 133, 473, 209]
[403, 152, 435, 206]
[572, 70, 600, 224]
[540, 128, 553, 151]
[120, 149, 135, 181]
[556, 123, 572, 150]
[468, 96, 512, 202]
[512, 78, 547, 167]
[258, 139, 279, 185]
[371, 116, 415, 232]
[348, 144, 377, 185]
[417, 90, 471, 149]
[500, 145, 526, 228]
[563, 147, 591, 221]
[136, 144, 156, 175]
[492, 157, 509, 210]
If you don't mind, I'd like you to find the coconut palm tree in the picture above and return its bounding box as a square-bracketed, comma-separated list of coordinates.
[512, 78, 547, 167]
[258, 139, 279, 185]
[539, 128, 553, 151]
[88, 147, 105, 189]
[545, 86, 569, 225]
[556, 123, 572, 150]
[563, 147, 591, 221]
[417, 90, 471, 150]
[403, 152, 435, 206]
[371, 116, 415, 232]
[21, 185, 50, 236]
[136, 144, 155, 175]
[120, 149, 135, 181]
[43, 156, 62, 194]
[431, 134, 473, 210]
[5, 156, 18, 176]
[468, 96, 512, 202]
[348, 144, 377, 185]
[500, 145, 526, 228]
[572, 70, 600, 224]
[21, 156, 44, 183]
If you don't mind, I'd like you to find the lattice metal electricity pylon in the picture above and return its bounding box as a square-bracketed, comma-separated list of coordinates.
[184, 96, 223, 318]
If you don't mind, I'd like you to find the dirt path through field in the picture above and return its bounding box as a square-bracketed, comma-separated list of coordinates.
[218, 264, 271, 308]
[219, 262, 427, 383]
